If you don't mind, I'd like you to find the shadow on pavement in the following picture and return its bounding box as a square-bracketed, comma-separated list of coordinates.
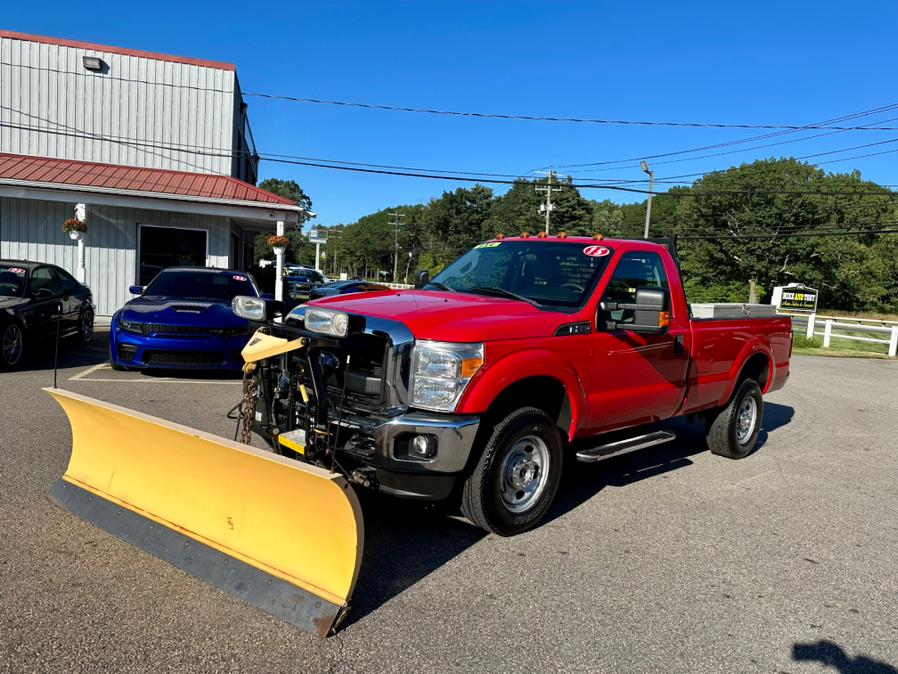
[347, 400, 798, 624]
[15, 332, 109, 373]
[345, 495, 486, 626]
[793, 639, 897, 674]
[756, 401, 795, 451]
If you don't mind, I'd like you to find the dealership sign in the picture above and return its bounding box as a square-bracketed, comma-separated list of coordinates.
[771, 283, 819, 312]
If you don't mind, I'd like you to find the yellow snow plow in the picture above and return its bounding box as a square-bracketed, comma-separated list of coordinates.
[47, 387, 364, 638]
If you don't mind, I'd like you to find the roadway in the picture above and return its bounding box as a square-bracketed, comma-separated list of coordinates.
[1, 335, 896, 673]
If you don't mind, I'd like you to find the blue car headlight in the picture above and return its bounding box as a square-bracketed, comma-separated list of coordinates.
[119, 318, 146, 335]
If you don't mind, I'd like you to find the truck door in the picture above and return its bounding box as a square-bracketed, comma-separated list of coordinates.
[588, 251, 689, 432]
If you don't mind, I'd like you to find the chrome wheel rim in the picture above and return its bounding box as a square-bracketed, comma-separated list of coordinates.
[500, 434, 550, 514]
[3, 324, 23, 365]
[736, 396, 758, 444]
[81, 310, 94, 341]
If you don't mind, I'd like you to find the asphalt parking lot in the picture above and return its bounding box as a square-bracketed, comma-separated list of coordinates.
[1, 333, 897, 674]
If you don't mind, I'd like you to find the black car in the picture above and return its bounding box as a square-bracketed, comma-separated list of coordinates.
[284, 267, 326, 299]
[0, 261, 94, 369]
[308, 279, 390, 300]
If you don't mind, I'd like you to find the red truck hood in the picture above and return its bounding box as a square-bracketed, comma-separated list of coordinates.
[310, 290, 570, 341]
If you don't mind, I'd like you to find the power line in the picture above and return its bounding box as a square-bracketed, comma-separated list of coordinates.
[243, 91, 898, 132]
[674, 228, 898, 240]
[9, 60, 898, 136]
[4, 119, 898, 198]
[561, 103, 898, 170]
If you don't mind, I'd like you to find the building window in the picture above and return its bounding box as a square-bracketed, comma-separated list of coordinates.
[138, 225, 208, 285]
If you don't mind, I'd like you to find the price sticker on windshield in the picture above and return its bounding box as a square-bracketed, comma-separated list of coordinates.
[583, 245, 610, 257]
[232, 275, 247, 282]
[7, 267, 26, 275]
[475, 242, 502, 249]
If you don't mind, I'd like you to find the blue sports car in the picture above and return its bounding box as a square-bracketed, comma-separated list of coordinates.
[110, 267, 263, 371]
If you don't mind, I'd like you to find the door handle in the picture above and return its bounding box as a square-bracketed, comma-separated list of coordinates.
[674, 334, 685, 356]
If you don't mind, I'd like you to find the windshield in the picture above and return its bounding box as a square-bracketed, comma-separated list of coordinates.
[144, 270, 258, 301]
[429, 241, 612, 307]
[0, 265, 28, 297]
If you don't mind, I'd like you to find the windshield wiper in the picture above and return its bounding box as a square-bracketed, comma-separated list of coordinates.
[469, 286, 539, 306]
[425, 281, 456, 292]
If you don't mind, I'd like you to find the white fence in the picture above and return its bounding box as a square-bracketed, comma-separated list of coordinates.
[784, 312, 898, 357]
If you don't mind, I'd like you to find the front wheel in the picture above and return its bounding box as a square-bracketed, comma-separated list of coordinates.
[705, 379, 764, 459]
[78, 306, 94, 344]
[1, 321, 25, 370]
[461, 407, 563, 536]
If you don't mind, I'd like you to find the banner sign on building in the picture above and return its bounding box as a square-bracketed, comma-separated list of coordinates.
[771, 283, 819, 312]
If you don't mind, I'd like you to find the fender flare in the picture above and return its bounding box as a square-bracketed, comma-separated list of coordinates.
[717, 337, 775, 405]
[456, 348, 588, 441]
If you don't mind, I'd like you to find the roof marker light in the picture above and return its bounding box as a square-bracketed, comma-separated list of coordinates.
[594, 233, 605, 240]
[520, 232, 531, 239]
[558, 231, 568, 239]
[495, 233, 506, 240]
[537, 231, 548, 238]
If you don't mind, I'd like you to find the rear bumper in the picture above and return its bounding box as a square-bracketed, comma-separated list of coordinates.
[110, 325, 250, 370]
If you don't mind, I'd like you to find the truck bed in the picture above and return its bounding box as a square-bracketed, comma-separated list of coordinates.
[682, 313, 792, 415]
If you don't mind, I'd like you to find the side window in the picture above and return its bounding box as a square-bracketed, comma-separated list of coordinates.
[602, 252, 669, 325]
[30, 267, 64, 296]
[56, 267, 81, 294]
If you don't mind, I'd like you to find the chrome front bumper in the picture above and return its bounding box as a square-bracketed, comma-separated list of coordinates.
[371, 411, 481, 474]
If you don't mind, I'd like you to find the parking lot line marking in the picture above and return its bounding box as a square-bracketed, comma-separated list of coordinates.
[69, 363, 108, 381]
[69, 363, 241, 385]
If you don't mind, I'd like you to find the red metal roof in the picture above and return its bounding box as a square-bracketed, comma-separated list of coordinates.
[0, 30, 236, 71]
[0, 153, 297, 208]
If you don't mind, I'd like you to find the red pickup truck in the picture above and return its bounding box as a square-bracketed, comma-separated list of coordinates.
[238, 235, 792, 535]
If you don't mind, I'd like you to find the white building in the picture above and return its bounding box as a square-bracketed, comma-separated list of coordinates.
[0, 29, 303, 315]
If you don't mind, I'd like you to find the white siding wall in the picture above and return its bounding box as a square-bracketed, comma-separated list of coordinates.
[0, 197, 230, 316]
[0, 36, 237, 175]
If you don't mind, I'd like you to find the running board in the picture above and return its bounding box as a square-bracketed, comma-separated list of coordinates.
[575, 430, 677, 463]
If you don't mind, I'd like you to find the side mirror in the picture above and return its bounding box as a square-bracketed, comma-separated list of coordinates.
[129, 285, 144, 295]
[600, 287, 670, 333]
[232, 295, 284, 322]
[415, 270, 430, 289]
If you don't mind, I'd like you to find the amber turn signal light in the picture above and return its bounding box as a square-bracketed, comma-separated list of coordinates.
[659, 311, 670, 328]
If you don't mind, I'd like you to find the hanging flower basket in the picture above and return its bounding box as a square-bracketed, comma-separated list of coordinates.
[267, 235, 291, 254]
[63, 218, 87, 239]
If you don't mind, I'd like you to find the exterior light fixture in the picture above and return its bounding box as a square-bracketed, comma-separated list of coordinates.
[82, 56, 104, 72]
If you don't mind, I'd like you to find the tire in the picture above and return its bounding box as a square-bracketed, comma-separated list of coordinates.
[0, 320, 26, 370]
[705, 379, 764, 459]
[78, 306, 94, 344]
[461, 407, 563, 536]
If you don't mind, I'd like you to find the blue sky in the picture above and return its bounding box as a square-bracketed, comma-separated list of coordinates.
[5, 1, 898, 227]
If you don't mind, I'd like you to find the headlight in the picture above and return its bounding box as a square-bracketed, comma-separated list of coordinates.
[232, 295, 267, 321]
[411, 341, 484, 412]
[118, 318, 145, 335]
[305, 308, 349, 337]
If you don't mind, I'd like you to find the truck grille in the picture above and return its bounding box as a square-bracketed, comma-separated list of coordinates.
[322, 334, 389, 412]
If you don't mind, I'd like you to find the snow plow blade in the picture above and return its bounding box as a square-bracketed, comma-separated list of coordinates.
[46, 388, 364, 638]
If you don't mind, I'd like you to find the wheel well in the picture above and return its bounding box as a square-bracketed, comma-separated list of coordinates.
[486, 377, 571, 432]
[738, 353, 770, 391]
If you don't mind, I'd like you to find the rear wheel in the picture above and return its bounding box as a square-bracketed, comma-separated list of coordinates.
[705, 379, 764, 459]
[461, 407, 563, 536]
[1, 321, 25, 370]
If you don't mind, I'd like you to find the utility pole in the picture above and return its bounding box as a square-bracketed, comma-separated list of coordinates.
[389, 212, 406, 283]
[641, 161, 655, 239]
[535, 170, 562, 234]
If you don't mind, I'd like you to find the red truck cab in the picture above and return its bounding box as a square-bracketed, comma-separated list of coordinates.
[257, 236, 791, 535]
